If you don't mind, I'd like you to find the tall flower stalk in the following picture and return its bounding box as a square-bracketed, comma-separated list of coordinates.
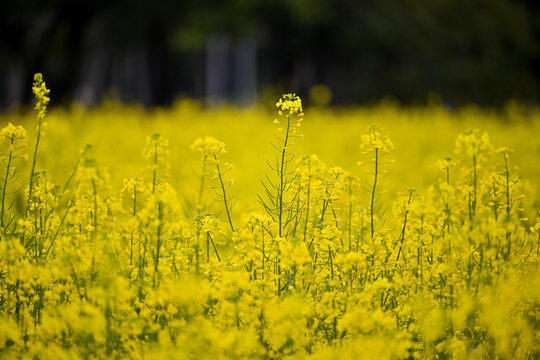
[191, 136, 236, 233]
[25, 74, 50, 219]
[259, 94, 304, 238]
[360, 125, 393, 239]
[0, 124, 27, 232]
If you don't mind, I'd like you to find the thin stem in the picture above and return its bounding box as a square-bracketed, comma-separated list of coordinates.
[292, 181, 302, 237]
[130, 185, 137, 266]
[492, 183, 498, 222]
[504, 153, 511, 257]
[33, 189, 40, 262]
[91, 178, 98, 241]
[303, 160, 312, 243]
[1, 136, 14, 229]
[504, 153, 511, 218]
[443, 165, 451, 236]
[370, 148, 379, 239]
[208, 232, 221, 262]
[152, 142, 158, 194]
[25, 120, 43, 218]
[261, 223, 265, 278]
[43, 195, 75, 256]
[395, 191, 413, 265]
[155, 202, 163, 273]
[197, 157, 206, 214]
[206, 231, 210, 262]
[328, 246, 334, 280]
[278, 115, 292, 237]
[215, 156, 235, 232]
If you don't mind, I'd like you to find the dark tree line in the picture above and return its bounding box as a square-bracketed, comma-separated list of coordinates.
[1, 0, 539, 108]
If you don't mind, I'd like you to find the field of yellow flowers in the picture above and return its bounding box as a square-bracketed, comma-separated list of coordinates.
[0, 74, 539, 359]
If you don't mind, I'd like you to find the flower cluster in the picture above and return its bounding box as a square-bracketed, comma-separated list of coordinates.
[191, 136, 227, 163]
[361, 124, 394, 154]
[32, 73, 50, 123]
[275, 93, 303, 115]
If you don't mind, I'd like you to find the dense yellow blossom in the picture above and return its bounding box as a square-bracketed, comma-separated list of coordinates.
[0, 77, 538, 359]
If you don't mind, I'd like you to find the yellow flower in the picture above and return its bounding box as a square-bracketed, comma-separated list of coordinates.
[361, 125, 393, 153]
[191, 136, 226, 160]
[275, 93, 303, 115]
[1, 123, 27, 141]
[436, 157, 456, 171]
[32, 73, 50, 122]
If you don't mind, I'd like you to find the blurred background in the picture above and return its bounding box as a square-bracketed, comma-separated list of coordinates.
[1, 0, 540, 109]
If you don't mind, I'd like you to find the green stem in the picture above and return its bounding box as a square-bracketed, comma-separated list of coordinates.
[43, 195, 75, 256]
[92, 178, 98, 240]
[504, 153, 511, 257]
[303, 160, 312, 243]
[152, 143, 158, 194]
[197, 157, 206, 214]
[370, 148, 379, 239]
[278, 115, 292, 237]
[1, 136, 14, 229]
[215, 156, 235, 232]
[395, 191, 413, 265]
[25, 120, 43, 218]
[155, 202, 163, 273]
[207, 232, 221, 262]
[130, 185, 137, 266]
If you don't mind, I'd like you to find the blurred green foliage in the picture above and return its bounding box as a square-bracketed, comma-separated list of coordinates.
[1, 0, 539, 106]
